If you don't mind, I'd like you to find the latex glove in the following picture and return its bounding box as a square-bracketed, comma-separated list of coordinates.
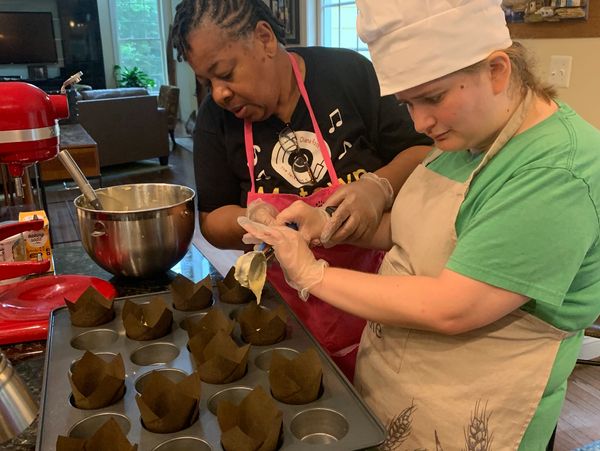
[246, 199, 279, 226]
[274, 200, 330, 247]
[321, 172, 394, 245]
[238, 217, 328, 301]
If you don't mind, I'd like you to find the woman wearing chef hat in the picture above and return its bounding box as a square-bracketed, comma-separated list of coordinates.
[238, 0, 600, 448]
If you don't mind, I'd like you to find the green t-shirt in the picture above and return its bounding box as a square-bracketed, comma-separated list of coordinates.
[427, 101, 600, 448]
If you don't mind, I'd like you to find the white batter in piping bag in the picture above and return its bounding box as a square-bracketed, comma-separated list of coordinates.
[234, 245, 273, 305]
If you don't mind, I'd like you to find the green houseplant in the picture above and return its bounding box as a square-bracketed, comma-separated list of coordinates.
[113, 65, 155, 88]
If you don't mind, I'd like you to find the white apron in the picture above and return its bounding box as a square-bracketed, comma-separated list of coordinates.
[354, 91, 570, 450]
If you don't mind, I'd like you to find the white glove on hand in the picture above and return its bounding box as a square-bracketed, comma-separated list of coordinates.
[246, 199, 279, 225]
[237, 217, 328, 301]
[321, 172, 393, 245]
[274, 200, 330, 247]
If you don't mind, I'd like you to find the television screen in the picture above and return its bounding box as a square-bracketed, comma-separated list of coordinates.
[0, 12, 58, 65]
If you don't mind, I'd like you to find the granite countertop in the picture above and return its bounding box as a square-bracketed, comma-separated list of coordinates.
[0, 242, 219, 450]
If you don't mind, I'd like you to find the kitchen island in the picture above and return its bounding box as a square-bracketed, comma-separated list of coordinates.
[0, 242, 219, 450]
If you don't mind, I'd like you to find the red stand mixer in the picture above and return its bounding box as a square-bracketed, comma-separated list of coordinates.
[0, 81, 68, 442]
[0, 77, 116, 347]
[0, 81, 68, 280]
[0, 81, 68, 197]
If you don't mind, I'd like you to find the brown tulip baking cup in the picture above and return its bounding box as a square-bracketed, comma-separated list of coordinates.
[217, 267, 254, 304]
[136, 371, 201, 434]
[184, 308, 235, 340]
[122, 297, 172, 340]
[65, 286, 115, 327]
[237, 303, 287, 346]
[217, 386, 282, 451]
[189, 329, 249, 384]
[69, 351, 125, 410]
[56, 417, 138, 451]
[170, 273, 213, 311]
[270, 348, 323, 405]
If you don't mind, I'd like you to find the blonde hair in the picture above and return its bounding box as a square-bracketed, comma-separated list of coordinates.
[463, 42, 557, 102]
[505, 42, 556, 101]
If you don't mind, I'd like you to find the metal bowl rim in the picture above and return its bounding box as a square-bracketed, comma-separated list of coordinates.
[73, 183, 196, 214]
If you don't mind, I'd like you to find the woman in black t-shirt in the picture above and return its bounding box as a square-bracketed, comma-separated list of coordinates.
[170, 0, 431, 380]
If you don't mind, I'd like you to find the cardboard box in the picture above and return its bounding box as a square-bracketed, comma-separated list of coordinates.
[0, 231, 26, 263]
[18, 210, 54, 272]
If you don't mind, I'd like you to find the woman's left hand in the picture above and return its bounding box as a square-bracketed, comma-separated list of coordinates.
[274, 200, 329, 246]
[246, 198, 279, 225]
[237, 217, 328, 300]
[321, 173, 393, 245]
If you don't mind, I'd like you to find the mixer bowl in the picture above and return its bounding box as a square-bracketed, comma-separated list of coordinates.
[74, 183, 195, 278]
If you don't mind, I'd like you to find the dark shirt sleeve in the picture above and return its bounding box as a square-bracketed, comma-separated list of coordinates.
[193, 98, 242, 212]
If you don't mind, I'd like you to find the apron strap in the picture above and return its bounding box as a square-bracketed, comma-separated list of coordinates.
[244, 52, 340, 194]
[465, 89, 533, 186]
[419, 90, 533, 189]
[244, 122, 257, 193]
[287, 52, 339, 184]
[422, 148, 444, 165]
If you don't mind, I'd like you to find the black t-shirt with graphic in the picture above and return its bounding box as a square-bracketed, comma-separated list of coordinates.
[193, 46, 432, 210]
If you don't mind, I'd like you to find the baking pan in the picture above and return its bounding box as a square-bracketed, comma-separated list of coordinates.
[36, 280, 385, 450]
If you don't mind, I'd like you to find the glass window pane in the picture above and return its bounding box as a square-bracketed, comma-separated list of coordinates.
[321, 6, 340, 48]
[339, 4, 357, 49]
[320, 1, 370, 59]
[113, 0, 165, 90]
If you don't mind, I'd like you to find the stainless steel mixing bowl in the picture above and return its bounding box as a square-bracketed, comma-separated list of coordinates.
[74, 183, 195, 278]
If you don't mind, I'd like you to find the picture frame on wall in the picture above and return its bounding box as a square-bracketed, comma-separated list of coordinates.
[502, 0, 589, 24]
[269, 0, 300, 44]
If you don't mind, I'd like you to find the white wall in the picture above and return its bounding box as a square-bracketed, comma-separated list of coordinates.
[518, 37, 600, 129]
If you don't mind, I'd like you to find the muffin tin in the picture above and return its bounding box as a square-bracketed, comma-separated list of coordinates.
[36, 281, 385, 450]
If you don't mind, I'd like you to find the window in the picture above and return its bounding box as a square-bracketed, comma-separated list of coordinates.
[319, 0, 370, 59]
[110, 0, 166, 90]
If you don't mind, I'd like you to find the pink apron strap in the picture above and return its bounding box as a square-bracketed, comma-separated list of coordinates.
[243, 122, 257, 193]
[287, 52, 339, 183]
[244, 52, 340, 193]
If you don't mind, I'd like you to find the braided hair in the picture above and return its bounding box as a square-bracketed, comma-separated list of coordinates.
[171, 0, 286, 62]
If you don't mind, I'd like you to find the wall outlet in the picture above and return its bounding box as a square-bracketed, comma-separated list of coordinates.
[548, 55, 572, 88]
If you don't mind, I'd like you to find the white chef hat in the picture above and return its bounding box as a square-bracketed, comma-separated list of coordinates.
[356, 0, 512, 95]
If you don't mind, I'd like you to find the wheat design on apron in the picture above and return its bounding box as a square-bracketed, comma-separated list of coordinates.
[354, 90, 570, 450]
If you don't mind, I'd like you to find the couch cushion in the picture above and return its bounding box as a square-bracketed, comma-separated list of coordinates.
[79, 87, 149, 100]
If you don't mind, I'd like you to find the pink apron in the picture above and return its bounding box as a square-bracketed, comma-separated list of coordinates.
[244, 52, 383, 381]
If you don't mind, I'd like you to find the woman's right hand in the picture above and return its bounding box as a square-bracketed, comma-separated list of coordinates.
[237, 217, 328, 300]
[274, 200, 329, 246]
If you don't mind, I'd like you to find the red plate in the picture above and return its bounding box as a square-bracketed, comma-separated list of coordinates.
[0, 275, 116, 345]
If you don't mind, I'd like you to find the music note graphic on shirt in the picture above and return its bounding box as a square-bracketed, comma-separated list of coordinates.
[253, 145, 260, 165]
[328, 108, 343, 134]
[338, 141, 352, 160]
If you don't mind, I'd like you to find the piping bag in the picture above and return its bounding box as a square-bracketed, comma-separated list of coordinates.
[234, 207, 336, 304]
[233, 234, 281, 305]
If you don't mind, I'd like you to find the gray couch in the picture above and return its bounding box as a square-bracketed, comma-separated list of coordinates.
[77, 88, 170, 167]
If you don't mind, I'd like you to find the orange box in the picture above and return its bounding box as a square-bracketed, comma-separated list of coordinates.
[18, 210, 54, 272]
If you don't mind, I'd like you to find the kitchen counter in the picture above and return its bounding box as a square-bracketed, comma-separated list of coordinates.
[0, 242, 220, 450]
